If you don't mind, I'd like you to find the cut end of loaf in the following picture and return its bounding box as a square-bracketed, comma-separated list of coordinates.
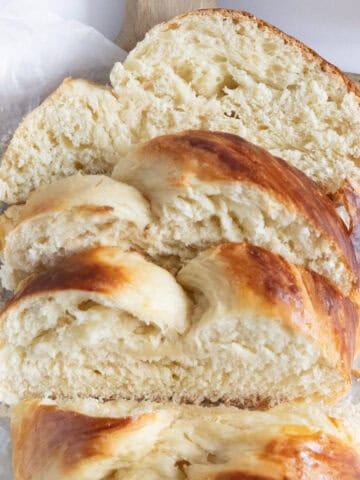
[11, 399, 360, 480]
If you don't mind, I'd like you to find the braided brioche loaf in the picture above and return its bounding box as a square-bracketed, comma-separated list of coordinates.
[0, 243, 357, 408]
[2, 9, 360, 476]
[11, 398, 360, 480]
[0, 132, 357, 295]
[0, 9, 359, 203]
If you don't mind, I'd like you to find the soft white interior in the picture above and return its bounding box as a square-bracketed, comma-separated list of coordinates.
[0, 81, 131, 203]
[0, 175, 152, 290]
[1, 171, 352, 294]
[0, 210, 142, 290]
[119, 178, 350, 293]
[0, 288, 343, 407]
[111, 12, 360, 194]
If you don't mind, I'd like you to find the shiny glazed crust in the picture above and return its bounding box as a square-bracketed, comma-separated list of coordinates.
[133, 130, 358, 280]
[11, 399, 360, 480]
[178, 242, 358, 382]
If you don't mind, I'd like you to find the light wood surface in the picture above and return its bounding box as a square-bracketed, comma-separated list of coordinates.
[346, 72, 360, 88]
[116, 0, 216, 51]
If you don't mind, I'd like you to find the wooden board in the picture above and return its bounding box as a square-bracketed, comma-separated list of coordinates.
[116, 0, 216, 51]
[347, 72, 360, 88]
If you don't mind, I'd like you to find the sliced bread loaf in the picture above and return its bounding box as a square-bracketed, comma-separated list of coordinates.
[0, 243, 357, 408]
[0, 132, 357, 294]
[1, 9, 359, 203]
[12, 398, 360, 480]
[112, 8, 360, 194]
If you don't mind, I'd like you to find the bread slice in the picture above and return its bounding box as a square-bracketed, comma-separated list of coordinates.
[0, 174, 151, 290]
[0, 243, 357, 408]
[0, 79, 131, 203]
[112, 9, 360, 194]
[113, 130, 357, 294]
[1, 131, 356, 294]
[11, 398, 360, 480]
[1, 10, 359, 203]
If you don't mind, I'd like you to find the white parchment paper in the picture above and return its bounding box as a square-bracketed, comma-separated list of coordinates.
[0, 3, 126, 155]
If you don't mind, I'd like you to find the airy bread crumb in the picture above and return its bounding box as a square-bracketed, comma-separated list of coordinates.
[0, 10, 359, 203]
[0, 244, 356, 408]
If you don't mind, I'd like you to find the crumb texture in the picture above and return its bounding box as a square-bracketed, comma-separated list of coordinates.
[0, 10, 359, 202]
[0, 244, 357, 408]
[1, 132, 357, 296]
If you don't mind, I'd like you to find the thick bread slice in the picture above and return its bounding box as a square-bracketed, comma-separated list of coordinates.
[1, 9, 359, 203]
[0, 79, 131, 203]
[112, 9, 360, 194]
[11, 398, 360, 480]
[1, 132, 357, 294]
[0, 243, 357, 407]
[0, 175, 151, 290]
[113, 131, 357, 295]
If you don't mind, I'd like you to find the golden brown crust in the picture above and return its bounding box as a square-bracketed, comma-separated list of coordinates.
[12, 400, 360, 480]
[141, 130, 357, 279]
[172, 9, 360, 99]
[27, 203, 114, 219]
[6, 247, 128, 306]
[218, 243, 302, 307]
[263, 430, 360, 478]
[214, 475, 273, 480]
[12, 400, 154, 480]
[301, 268, 358, 374]
[211, 432, 360, 479]
[76, 205, 114, 214]
[331, 181, 360, 272]
[13, 174, 144, 222]
[212, 243, 358, 378]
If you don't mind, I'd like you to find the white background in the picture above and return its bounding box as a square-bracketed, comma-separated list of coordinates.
[0, 0, 359, 71]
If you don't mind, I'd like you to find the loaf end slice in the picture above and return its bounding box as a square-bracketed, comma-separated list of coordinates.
[11, 398, 360, 480]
